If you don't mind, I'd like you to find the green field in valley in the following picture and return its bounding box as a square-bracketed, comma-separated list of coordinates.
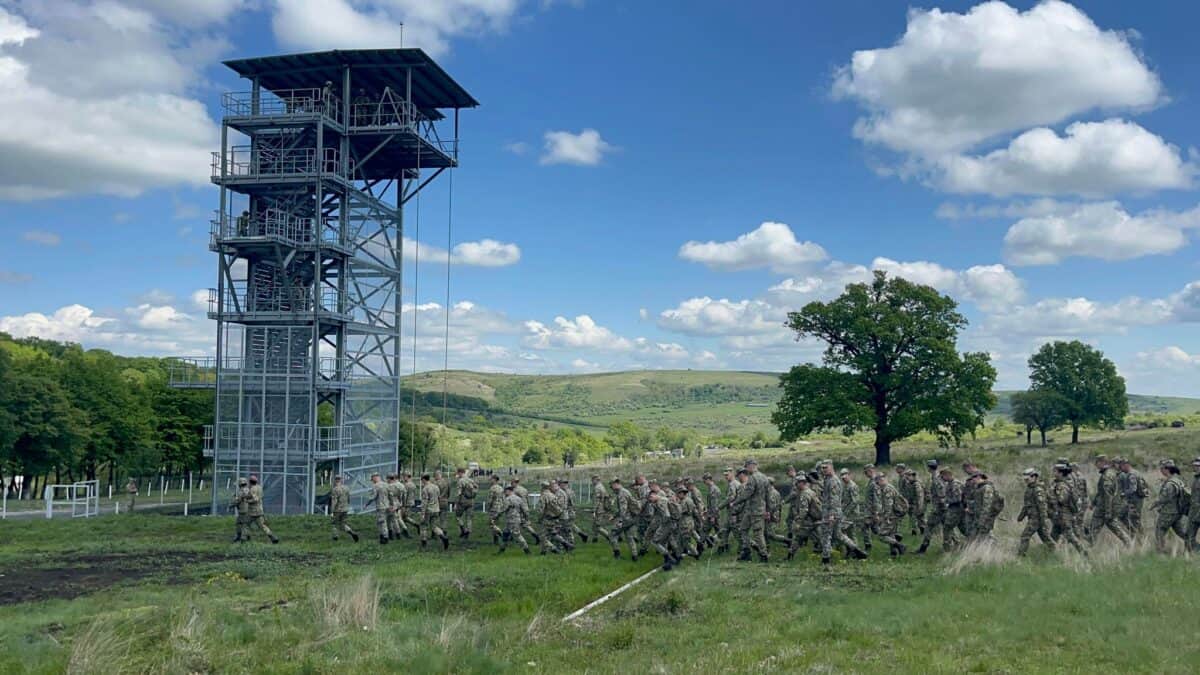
[3, 427, 1199, 673]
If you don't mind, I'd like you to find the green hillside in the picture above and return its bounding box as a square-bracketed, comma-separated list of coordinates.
[404, 370, 1200, 438]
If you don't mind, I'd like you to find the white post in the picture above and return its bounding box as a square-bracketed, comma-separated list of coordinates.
[115, 501, 119, 515]
[324, 504, 329, 516]
[44, 486, 52, 519]
[184, 502, 189, 516]
[2, 489, 5, 519]
[108, 484, 113, 499]
[199, 480, 205, 491]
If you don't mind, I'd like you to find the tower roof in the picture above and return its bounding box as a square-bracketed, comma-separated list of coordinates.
[223, 48, 478, 119]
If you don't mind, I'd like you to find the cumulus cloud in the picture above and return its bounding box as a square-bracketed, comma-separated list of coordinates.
[400, 237, 521, 267]
[272, 0, 521, 58]
[933, 119, 1194, 197]
[523, 315, 632, 351]
[539, 129, 613, 166]
[872, 258, 1025, 311]
[0, 3, 219, 200]
[0, 301, 211, 354]
[833, 1, 1162, 156]
[935, 198, 1078, 221]
[1004, 201, 1200, 265]
[656, 297, 785, 337]
[678, 222, 828, 273]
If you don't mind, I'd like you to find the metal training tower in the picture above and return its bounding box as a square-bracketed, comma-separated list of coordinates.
[171, 49, 477, 514]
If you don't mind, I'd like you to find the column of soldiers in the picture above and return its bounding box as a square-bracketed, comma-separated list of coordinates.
[226, 454, 1200, 560]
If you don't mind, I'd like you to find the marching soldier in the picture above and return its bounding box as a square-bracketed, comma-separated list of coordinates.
[970, 473, 1001, 543]
[609, 477, 639, 560]
[242, 475, 279, 544]
[591, 475, 614, 544]
[702, 473, 722, 548]
[840, 468, 867, 554]
[364, 473, 391, 545]
[786, 475, 821, 560]
[486, 474, 506, 544]
[1017, 468, 1054, 556]
[818, 460, 869, 565]
[1048, 464, 1087, 554]
[558, 478, 589, 545]
[1117, 458, 1149, 536]
[329, 475, 359, 543]
[537, 481, 570, 554]
[1151, 460, 1189, 553]
[676, 486, 701, 559]
[231, 477, 251, 543]
[765, 476, 789, 548]
[873, 473, 908, 556]
[940, 467, 966, 550]
[124, 477, 138, 513]
[419, 474, 450, 550]
[433, 470, 451, 533]
[454, 468, 478, 539]
[1088, 456, 1131, 546]
[862, 465, 879, 552]
[961, 461, 981, 539]
[917, 459, 947, 554]
[718, 467, 741, 554]
[386, 474, 410, 540]
[735, 459, 771, 562]
[901, 469, 926, 536]
[496, 485, 531, 555]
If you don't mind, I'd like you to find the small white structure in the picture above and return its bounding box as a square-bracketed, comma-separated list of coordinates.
[43, 480, 100, 519]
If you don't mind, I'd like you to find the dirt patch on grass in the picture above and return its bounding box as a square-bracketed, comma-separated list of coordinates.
[0, 552, 227, 606]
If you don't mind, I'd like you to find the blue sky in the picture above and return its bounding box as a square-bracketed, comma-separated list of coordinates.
[1, 0, 1198, 395]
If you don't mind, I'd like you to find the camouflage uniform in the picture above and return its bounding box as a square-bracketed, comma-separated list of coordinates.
[434, 473, 451, 533]
[244, 482, 279, 543]
[961, 472, 979, 539]
[919, 466, 951, 553]
[766, 480, 789, 545]
[703, 480, 722, 545]
[538, 484, 571, 554]
[900, 471, 926, 536]
[1049, 473, 1086, 554]
[818, 468, 865, 562]
[365, 479, 391, 542]
[1017, 475, 1055, 555]
[635, 480, 653, 545]
[735, 466, 770, 561]
[609, 482, 640, 558]
[454, 473, 478, 537]
[1152, 469, 1188, 553]
[863, 473, 880, 550]
[720, 475, 743, 552]
[231, 482, 251, 541]
[420, 479, 449, 549]
[403, 476, 421, 529]
[841, 476, 868, 552]
[1069, 465, 1089, 536]
[941, 474, 966, 549]
[591, 478, 614, 543]
[873, 479, 907, 554]
[971, 478, 1000, 542]
[1118, 467, 1149, 536]
[559, 481, 589, 544]
[486, 480, 506, 542]
[676, 490, 700, 558]
[329, 481, 359, 542]
[125, 479, 137, 513]
[497, 491, 531, 554]
[1088, 466, 1131, 545]
[1188, 464, 1200, 552]
[688, 482, 707, 538]
[385, 477, 408, 539]
[786, 480, 821, 559]
[512, 481, 539, 544]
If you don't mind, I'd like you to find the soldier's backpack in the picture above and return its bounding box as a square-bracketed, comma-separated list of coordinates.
[461, 479, 478, 500]
[1134, 474, 1149, 500]
[892, 492, 909, 516]
[1179, 482, 1192, 515]
[988, 490, 1006, 518]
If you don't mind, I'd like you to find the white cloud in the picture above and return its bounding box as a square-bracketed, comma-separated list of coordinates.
[539, 129, 613, 166]
[523, 315, 631, 350]
[1124, 346, 1200, 397]
[0, 301, 211, 354]
[833, 1, 1162, 156]
[1004, 201, 1200, 265]
[22, 229, 60, 246]
[657, 297, 784, 337]
[632, 338, 689, 361]
[678, 222, 828, 273]
[271, 0, 521, 58]
[504, 141, 530, 155]
[570, 357, 600, 372]
[0, 3, 220, 200]
[870, 258, 1025, 311]
[983, 296, 1174, 337]
[934, 119, 1194, 197]
[1136, 346, 1200, 369]
[767, 262, 873, 303]
[935, 198, 1077, 221]
[400, 237, 521, 267]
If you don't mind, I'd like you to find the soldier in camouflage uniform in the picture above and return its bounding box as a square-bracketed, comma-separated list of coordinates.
[970, 473, 1000, 543]
[734, 458, 770, 562]
[537, 480, 571, 555]
[453, 468, 478, 539]
[646, 490, 679, 570]
[1151, 460, 1189, 553]
[1113, 457, 1131, 531]
[718, 468, 742, 554]
[960, 461, 980, 540]
[940, 468, 966, 551]
[364, 473, 392, 544]
[873, 473, 908, 556]
[231, 477, 251, 542]
[558, 478, 590, 545]
[786, 475, 821, 560]
[244, 475, 279, 544]
[403, 473, 421, 530]
[840, 468, 868, 554]
[608, 478, 639, 560]
[900, 469, 926, 536]
[917, 459, 947, 554]
[862, 465, 880, 552]
[702, 473, 722, 548]
[1017, 468, 1055, 555]
[433, 470, 451, 534]
[591, 475, 613, 544]
[765, 476, 789, 548]
[1188, 458, 1200, 553]
[385, 474, 410, 540]
[486, 475, 506, 544]
[676, 486, 702, 559]
[818, 461, 869, 564]
[328, 475, 360, 542]
[1117, 458, 1149, 537]
[1049, 464, 1087, 555]
[496, 485, 531, 555]
[125, 478, 138, 514]
[1063, 459, 1088, 536]
[1088, 456, 1131, 546]
[419, 474, 450, 550]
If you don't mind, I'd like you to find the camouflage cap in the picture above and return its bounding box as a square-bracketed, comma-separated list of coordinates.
[1056, 457, 1070, 465]
[1022, 468, 1038, 476]
[723, 466, 735, 473]
[795, 475, 808, 483]
[702, 473, 713, 480]
[736, 468, 748, 476]
[744, 458, 758, 467]
[675, 486, 688, 494]
[938, 467, 953, 475]
[1117, 457, 1132, 465]
[1053, 463, 1069, 472]
[238, 477, 248, 485]
[873, 473, 886, 481]
[1193, 457, 1200, 466]
[906, 469, 918, 476]
[504, 484, 514, 491]
[863, 464, 875, 470]
[838, 468, 850, 475]
[819, 458, 833, 467]
[895, 463, 907, 470]
[1159, 459, 1177, 469]
[540, 480, 551, 487]
[926, 459, 939, 468]
[610, 477, 622, 483]
[1095, 454, 1109, 462]
[558, 478, 569, 484]
[767, 476, 775, 484]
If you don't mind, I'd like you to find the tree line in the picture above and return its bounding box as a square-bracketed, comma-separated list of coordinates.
[1011, 341, 1128, 446]
[0, 333, 211, 498]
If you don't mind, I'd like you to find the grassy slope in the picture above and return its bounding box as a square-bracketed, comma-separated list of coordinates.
[406, 370, 1200, 438]
[3, 428, 1200, 673]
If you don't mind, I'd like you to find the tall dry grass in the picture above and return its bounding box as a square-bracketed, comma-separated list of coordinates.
[311, 574, 380, 635]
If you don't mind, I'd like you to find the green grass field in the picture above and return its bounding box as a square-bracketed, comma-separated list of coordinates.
[3, 427, 1199, 673]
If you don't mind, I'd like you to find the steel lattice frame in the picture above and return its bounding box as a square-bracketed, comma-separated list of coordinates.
[179, 50, 474, 514]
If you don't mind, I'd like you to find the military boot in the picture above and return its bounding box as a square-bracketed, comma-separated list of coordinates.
[379, 535, 388, 545]
[270, 536, 280, 545]
[493, 533, 500, 545]
[613, 549, 621, 559]
[580, 532, 589, 543]
[896, 543, 907, 555]
[851, 547, 869, 560]
[821, 556, 831, 565]
[915, 541, 929, 554]
[440, 534, 450, 550]
[350, 532, 359, 543]
[737, 548, 751, 562]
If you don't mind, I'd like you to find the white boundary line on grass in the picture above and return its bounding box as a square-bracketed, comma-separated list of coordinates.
[562, 567, 660, 622]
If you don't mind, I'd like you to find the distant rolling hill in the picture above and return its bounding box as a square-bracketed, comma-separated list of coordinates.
[402, 370, 1200, 436]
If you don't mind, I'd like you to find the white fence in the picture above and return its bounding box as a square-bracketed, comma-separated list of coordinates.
[43, 480, 100, 519]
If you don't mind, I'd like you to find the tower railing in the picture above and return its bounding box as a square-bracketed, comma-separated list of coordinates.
[222, 88, 343, 125]
[213, 147, 342, 179]
[169, 356, 351, 387]
[207, 286, 347, 319]
[203, 424, 347, 460]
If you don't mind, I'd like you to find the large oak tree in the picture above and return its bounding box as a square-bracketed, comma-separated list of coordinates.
[1027, 340, 1127, 444]
[772, 272, 996, 465]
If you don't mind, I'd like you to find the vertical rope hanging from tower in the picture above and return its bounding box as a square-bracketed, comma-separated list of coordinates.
[442, 169, 454, 429]
[409, 146, 421, 472]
